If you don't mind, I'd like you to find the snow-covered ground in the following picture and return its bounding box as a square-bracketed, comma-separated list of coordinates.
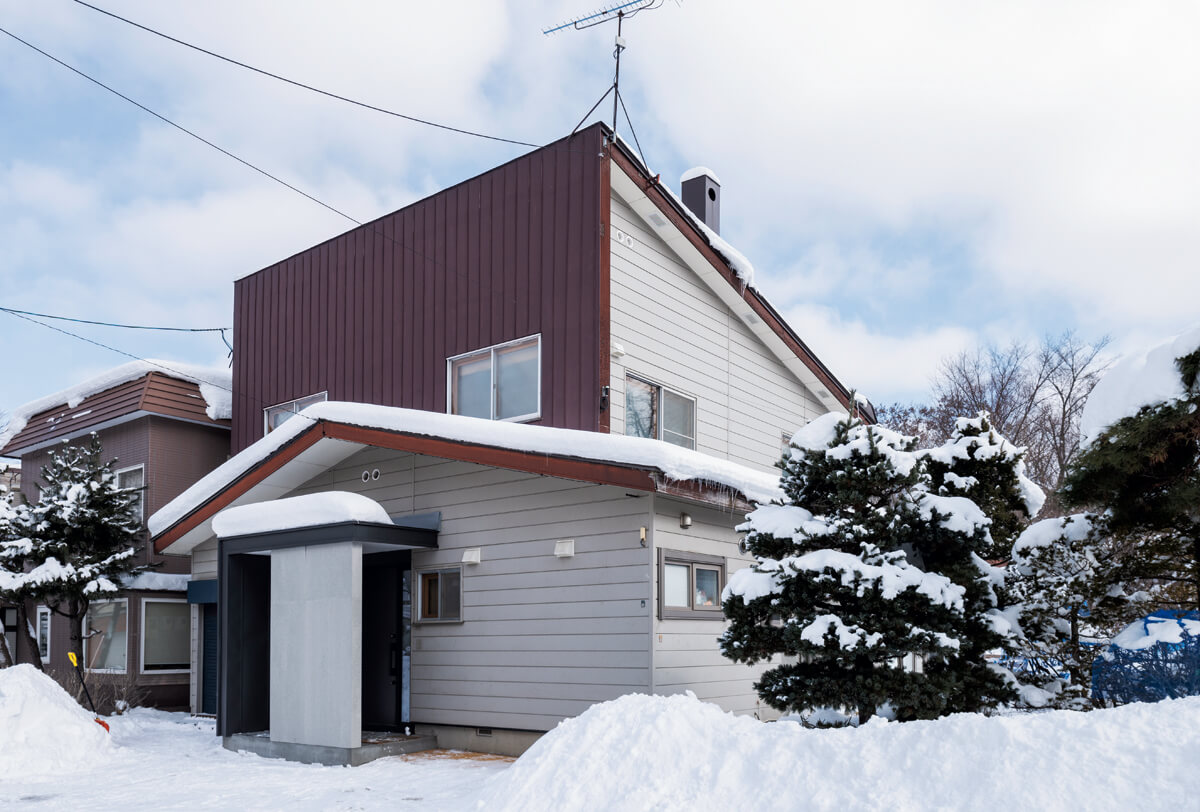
[3, 665, 1199, 811]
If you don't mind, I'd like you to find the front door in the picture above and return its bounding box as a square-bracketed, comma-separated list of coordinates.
[362, 552, 410, 730]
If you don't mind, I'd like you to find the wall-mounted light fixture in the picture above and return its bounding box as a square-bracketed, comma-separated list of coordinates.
[554, 539, 575, 558]
[679, 512, 692, 529]
[461, 548, 482, 565]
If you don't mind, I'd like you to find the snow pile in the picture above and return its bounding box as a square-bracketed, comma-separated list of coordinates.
[0, 359, 232, 450]
[0, 664, 114, 775]
[212, 491, 393, 537]
[149, 402, 783, 537]
[1080, 324, 1200, 446]
[1111, 613, 1200, 651]
[478, 692, 1200, 812]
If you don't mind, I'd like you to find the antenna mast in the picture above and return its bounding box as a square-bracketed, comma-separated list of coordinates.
[543, 1, 669, 141]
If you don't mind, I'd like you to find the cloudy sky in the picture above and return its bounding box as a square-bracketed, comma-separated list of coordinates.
[2, 0, 1198, 426]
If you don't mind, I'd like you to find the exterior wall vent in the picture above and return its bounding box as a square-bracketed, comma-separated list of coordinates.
[680, 167, 721, 234]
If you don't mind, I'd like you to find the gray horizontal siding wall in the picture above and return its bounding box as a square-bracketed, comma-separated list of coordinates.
[289, 446, 654, 732]
[609, 194, 825, 474]
[192, 538, 217, 580]
[652, 496, 780, 719]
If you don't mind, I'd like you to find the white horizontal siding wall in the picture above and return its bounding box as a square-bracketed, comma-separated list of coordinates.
[191, 538, 217, 580]
[609, 194, 825, 474]
[651, 496, 780, 719]
[290, 446, 654, 732]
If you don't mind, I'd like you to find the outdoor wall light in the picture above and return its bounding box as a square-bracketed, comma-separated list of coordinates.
[679, 512, 692, 529]
[461, 547, 482, 565]
[554, 539, 575, 558]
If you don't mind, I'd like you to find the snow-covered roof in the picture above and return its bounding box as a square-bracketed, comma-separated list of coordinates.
[149, 401, 784, 546]
[1080, 324, 1200, 446]
[0, 360, 232, 451]
[212, 491, 394, 538]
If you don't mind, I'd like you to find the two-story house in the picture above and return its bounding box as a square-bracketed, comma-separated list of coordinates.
[147, 122, 867, 763]
[0, 361, 231, 708]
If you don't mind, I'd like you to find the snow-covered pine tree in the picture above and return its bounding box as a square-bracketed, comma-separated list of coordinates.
[721, 412, 1015, 723]
[0, 490, 43, 669]
[13, 434, 146, 666]
[1061, 345, 1200, 613]
[921, 412, 1045, 561]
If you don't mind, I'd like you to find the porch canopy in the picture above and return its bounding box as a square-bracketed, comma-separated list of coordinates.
[214, 492, 437, 765]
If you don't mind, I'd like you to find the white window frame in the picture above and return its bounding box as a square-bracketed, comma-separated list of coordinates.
[84, 598, 129, 674]
[114, 464, 146, 523]
[140, 598, 191, 675]
[36, 605, 52, 662]
[446, 334, 541, 423]
[625, 374, 697, 450]
[414, 566, 464, 624]
[263, 391, 328, 436]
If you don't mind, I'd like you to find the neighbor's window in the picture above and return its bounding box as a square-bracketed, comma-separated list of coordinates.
[659, 549, 725, 620]
[36, 606, 51, 660]
[85, 599, 128, 672]
[417, 567, 463, 622]
[141, 599, 190, 673]
[448, 336, 540, 422]
[264, 392, 328, 435]
[625, 375, 696, 449]
[115, 464, 145, 523]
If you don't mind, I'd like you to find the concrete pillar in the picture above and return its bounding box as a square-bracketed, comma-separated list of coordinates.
[270, 542, 362, 750]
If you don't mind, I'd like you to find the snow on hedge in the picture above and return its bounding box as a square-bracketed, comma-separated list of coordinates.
[477, 692, 1200, 812]
[0, 664, 114, 775]
[149, 402, 784, 538]
[1080, 324, 1200, 446]
[212, 491, 393, 538]
[0, 359, 232, 450]
[1111, 614, 1200, 651]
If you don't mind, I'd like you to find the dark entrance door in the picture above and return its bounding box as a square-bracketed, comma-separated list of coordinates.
[362, 551, 410, 731]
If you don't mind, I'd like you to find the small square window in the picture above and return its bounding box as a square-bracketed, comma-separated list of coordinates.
[658, 550, 726, 620]
[264, 392, 328, 436]
[625, 376, 695, 450]
[141, 599, 190, 672]
[417, 567, 463, 622]
[448, 336, 541, 422]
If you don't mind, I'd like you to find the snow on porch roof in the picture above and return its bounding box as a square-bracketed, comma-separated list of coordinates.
[149, 401, 785, 555]
[212, 491, 393, 538]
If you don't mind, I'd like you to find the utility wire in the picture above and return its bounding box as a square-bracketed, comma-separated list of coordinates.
[0, 306, 228, 332]
[70, 0, 540, 148]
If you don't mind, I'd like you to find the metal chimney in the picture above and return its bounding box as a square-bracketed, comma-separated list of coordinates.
[680, 167, 721, 234]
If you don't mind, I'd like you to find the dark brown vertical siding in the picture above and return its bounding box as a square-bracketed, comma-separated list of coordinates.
[230, 125, 608, 453]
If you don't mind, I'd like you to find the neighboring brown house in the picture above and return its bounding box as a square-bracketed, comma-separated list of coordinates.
[147, 122, 871, 763]
[0, 361, 231, 709]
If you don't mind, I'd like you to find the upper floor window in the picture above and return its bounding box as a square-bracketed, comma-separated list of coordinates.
[625, 375, 696, 449]
[115, 464, 145, 523]
[448, 335, 540, 422]
[264, 392, 328, 436]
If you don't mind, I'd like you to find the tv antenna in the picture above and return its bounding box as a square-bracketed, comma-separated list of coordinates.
[544, 1, 671, 145]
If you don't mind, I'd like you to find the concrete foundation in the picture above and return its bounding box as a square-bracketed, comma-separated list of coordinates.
[224, 732, 438, 766]
[415, 723, 544, 757]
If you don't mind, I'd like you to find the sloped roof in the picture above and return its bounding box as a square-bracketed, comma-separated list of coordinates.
[149, 401, 783, 555]
[1, 361, 232, 457]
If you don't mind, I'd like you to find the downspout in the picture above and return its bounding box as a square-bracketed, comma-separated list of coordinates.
[646, 491, 656, 697]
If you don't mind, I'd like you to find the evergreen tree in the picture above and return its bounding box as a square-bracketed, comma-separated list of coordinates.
[1061, 345, 1200, 612]
[721, 413, 1015, 723]
[0, 491, 43, 669]
[7, 435, 146, 667]
[922, 412, 1045, 560]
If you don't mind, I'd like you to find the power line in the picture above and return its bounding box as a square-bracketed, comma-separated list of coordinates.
[69, 0, 540, 149]
[0, 306, 229, 333]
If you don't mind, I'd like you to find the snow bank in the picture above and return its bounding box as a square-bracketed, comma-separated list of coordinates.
[0, 359, 232, 450]
[1080, 324, 1200, 446]
[477, 692, 1200, 812]
[0, 664, 114, 775]
[212, 491, 393, 537]
[150, 402, 783, 538]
